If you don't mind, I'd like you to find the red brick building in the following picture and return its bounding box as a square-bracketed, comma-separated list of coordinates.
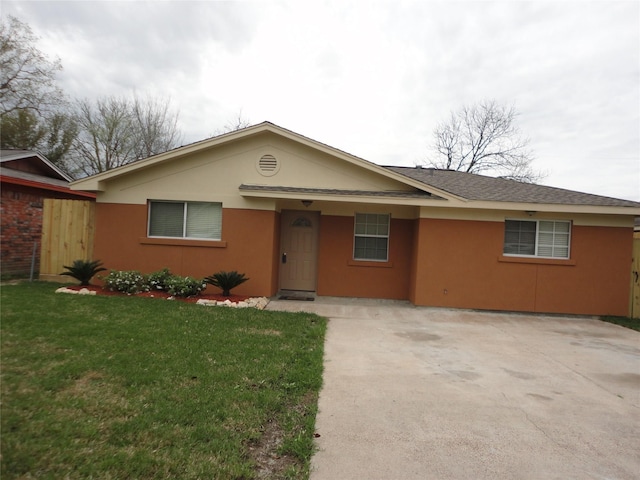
[1, 150, 95, 278]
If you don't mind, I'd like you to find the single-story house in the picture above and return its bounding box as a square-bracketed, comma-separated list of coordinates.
[1, 150, 96, 278]
[70, 122, 640, 316]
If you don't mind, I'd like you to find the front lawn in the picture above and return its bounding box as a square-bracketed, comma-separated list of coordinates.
[600, 315, 640, 332]
[1, 282, 326, 479]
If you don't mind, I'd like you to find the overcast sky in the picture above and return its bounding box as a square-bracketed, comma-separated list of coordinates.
[4, 0, 639, 201]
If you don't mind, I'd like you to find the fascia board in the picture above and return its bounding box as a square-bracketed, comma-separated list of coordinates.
[432, 199, 640, 216]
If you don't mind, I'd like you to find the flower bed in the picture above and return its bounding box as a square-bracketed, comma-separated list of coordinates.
[56, 285, 269, 309]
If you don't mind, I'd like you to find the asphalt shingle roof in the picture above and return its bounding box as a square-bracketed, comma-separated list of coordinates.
[386, 166, 640, 207]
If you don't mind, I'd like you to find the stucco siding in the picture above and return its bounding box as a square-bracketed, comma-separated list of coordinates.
[317, 215, 414, 299]
[411, 218, 632, 316]
[93, 203, 279, 296]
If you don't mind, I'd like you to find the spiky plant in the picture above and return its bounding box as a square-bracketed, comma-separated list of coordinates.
[60, 260, 107, 286]
[204, 270, 249, 296]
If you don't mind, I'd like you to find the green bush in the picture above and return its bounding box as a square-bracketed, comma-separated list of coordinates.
[103, 270, 149, 294]
[147, 268, 173, 291]
[60, 260, 107, 286]
[165, 276, 206, 298]
[204, 271, 249, 296]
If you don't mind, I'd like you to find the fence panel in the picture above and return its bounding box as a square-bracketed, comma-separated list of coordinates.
[631, 236, 640, 318]
[40, 199, 95, 282]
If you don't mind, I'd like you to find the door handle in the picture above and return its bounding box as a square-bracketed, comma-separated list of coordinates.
[282, 253, 287, 264]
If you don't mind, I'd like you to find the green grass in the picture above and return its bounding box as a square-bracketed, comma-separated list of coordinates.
[600, 315, 640, 332]
[1, 282, 326, 479]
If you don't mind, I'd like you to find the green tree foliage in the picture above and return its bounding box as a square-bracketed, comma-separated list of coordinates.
[0, 109, 77, 169]
[0, 109, 46, 149]
[0, 16, 77, 174]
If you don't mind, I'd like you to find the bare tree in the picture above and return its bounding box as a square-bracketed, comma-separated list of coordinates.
[213, 109, 252, 136]
[69, 95, 183, 177]
[70, 97, 134, 176]
[0, 16, 64, 118]
[429, 100, 543, 183]
[131, 93, 183, 159]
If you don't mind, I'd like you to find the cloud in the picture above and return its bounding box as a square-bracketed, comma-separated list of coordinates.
[2, 0, 638, 200]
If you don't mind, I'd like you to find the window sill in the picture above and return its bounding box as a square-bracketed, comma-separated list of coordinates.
[139, 237, 227, 248]
[498, 255, 575, 266]
[347, 260, 394, 268]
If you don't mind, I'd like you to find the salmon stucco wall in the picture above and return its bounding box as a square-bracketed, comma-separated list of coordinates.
[411, 218, 632, 316]
[317, 215, 414, 300]
[93, 203, 279, 297]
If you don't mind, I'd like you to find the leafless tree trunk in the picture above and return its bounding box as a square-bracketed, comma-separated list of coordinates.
[429, 100, 543, 183]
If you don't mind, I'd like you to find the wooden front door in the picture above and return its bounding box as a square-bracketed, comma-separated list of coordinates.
[279, 210, 319, 291]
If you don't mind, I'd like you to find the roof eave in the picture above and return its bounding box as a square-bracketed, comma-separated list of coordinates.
[239, 187, 447, 206]
[450, 200, 640, 216]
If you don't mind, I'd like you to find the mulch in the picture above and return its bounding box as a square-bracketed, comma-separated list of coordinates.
[65, 285, 251, 304]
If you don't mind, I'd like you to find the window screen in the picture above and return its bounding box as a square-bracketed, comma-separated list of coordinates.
[354, 213, 389, 261]
[504, 219, 570, 259]
[149, 201, 222, 240]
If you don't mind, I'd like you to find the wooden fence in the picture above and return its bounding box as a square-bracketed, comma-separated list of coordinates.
[631, 235, 640, 319]
[39, 199, 95, 282]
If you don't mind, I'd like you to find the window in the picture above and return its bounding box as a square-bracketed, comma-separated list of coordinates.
[148, 201, 222, 240]
[503, 220, 570, 259]
[354, 213, 389, 261]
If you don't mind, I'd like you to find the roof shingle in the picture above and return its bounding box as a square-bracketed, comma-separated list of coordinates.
[386, 167, 640, 207]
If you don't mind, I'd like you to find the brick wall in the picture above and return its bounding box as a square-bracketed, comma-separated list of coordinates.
[1, 185, 45, 278]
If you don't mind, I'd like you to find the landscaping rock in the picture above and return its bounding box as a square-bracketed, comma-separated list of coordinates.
[55, 287, 96, 295]
[196, 299, 218, 306]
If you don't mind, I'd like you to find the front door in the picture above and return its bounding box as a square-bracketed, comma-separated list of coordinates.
[279, 210, 319, 291]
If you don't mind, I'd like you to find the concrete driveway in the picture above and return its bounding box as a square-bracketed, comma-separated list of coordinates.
[267, 297, 640, 480]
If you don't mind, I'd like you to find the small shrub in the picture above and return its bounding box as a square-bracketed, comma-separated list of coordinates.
[60, 260, 107, 286]
[103, 270, 149, 294]
[204, 270, 249, 296]
[165, 276, 206, 298]
[147, 268, 173, 291]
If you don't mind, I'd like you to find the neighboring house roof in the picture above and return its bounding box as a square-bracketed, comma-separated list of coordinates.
[0, 149, 95, 199]
[387, 166, 640, 208]
[0, 149, 72, 182]
[69, 122, 640, 214]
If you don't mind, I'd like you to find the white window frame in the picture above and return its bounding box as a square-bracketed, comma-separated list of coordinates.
[353, 213, 390, 262]
[148, 201, 222, 240]
[503, 219, 571, 259]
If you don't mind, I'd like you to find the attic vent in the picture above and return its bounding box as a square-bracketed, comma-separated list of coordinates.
[256, 154, 280, 177]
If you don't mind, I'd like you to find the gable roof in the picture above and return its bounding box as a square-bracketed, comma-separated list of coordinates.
[0, 149, 96, 199]
[70, 121, 449, 197]
[387, 166, 640, 208]
[69, 122, 640, 214]
[0, 149, 72, 182]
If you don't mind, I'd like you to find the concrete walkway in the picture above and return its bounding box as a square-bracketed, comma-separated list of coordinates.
[267, 297, 640, 480]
